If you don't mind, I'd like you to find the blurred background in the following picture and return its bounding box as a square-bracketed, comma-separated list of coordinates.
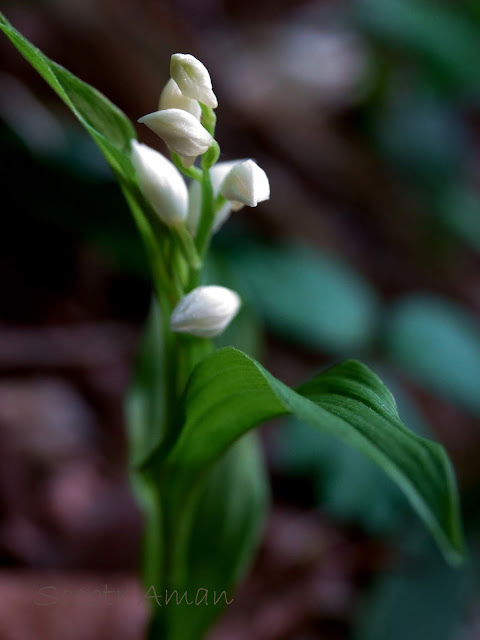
[1, 0, 480, 638]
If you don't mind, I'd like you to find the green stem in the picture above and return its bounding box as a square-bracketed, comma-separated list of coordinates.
[170, 152, 202, 181]
[200, 103, 217, 136]
[194, 165, 214, 258]
[194, 141, 220, 261]
[214, 193, 227, 211]
[174, 224, 201, 270]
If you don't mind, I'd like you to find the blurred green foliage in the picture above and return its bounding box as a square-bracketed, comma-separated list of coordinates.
[386, 295, 480, 415]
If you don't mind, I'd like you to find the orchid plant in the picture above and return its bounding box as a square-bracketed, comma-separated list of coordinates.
[0, 13, 464, 640]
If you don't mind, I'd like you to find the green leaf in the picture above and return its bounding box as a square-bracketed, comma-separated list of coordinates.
[0, 12, 164, 278]
[0, 11, 136, 180]
[161, 434, 268, 640]
[385, 294, 480, 414]
[224, 243, 380, 354]
[275, 373, 432, 534]
[276, 417, 406, 533]
[166, 348, 463, 564]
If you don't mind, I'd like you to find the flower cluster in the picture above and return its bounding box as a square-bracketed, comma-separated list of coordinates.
[131, 53, 270, 339]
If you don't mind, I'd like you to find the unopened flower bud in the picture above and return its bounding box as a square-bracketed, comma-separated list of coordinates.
[159, 78, 201, 120]
[187, 160, 244, 235]
[131, 140, 188, 227]
[170, 285, 241, 338]
[220, 159, 270, 208]
[170, 53, 218, 109]
[138, 108, 214, 167]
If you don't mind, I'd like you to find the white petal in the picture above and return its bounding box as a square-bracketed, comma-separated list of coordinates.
[158, 78, 202, 120]
[170, 53, 218, 108]
[138, 108, 214, 158]
[131, 140, 188, 226]
[179, 155, 198, 168]
[210, 160, 242, 192]
[170, 285, 241, 338]
[230, 200, 245, 212]
[187, 160, 246, 235]
[220, 159, 270, 207]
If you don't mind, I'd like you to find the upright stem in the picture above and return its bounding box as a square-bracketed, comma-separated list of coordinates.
[142, 124, 219, 640]
[194, 164, 214, 259]
[170, 152, 202, 181]
[200, 104, 217, 136]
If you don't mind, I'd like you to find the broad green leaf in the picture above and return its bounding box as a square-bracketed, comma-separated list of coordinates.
[166, 348, 463, 564]
[276, 418, 405, 533]
[223, 243, 380, 354]
[161, 276, 267, 640]
[161, 434, 268, 640]
[385, 295, 480, 414]
[275, 374, 432, 534]
[0, 11, 136, 180]
[0, 13, 163, 279]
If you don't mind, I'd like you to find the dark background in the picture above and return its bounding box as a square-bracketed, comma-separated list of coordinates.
[0, 0, 480, 638]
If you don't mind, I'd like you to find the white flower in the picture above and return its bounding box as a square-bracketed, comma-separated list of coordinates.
[170, 53, 218, 109]
[138, 108, 214, 167]
[131, 140, 188, 227]
[170, 285, 241, 338]
[187, 160, 244, 235]
[220, 159, 270, 207]
[158, 78, 201, 120]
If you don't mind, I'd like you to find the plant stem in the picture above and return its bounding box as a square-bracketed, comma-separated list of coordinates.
[200, 103, 216, 136]
[175, 224, 201, 270]
[170, 152, 202, 181]
[195, 162, 215, 258]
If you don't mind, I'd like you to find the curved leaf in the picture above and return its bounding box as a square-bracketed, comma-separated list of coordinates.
[0, 12, 162, 287]
[0, 11, 136, 179]
[162, 434, 268, 640]
[275, 371, 432, 535]
[166, 348, 463, 564]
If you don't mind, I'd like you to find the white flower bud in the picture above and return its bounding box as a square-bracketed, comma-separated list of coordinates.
[170, 285, 241, 338]
[187, 160, 244, 235]
[138, 108, 214, 168]
[158, 78, 201, 120]
[220, 159, 270, 208]
[131, 140, 188, 227]
[170, 53, 218, 109]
